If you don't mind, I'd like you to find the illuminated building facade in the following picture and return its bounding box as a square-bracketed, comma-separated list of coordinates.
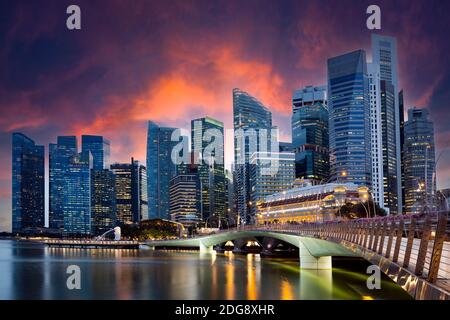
[191, 117, 226, 221]
[111, 158, 147, 224]
[249, 152, 295, 219]
[63, 151, 93, 236]
[404, 108, 436, 214]
[12, 133, 45, 233]
[169, 174, 202, 226]
[256, 183, 369, 224]
[147, 121, 178, 219]
[91, 169, 116, 235]
[327, 50, 372, 187]
[291, 92, 329, 181]
[49, 136, 78, 231]
[233, 88, 273, 224]
[81, 135, 110, 170]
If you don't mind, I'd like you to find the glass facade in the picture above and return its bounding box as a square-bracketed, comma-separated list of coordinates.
[292, 85, 327, 114]
[367, 63, 384, 208]
[249, 152, 295, 218]
[191, 117, 226, 221]
[91, 169, 116, 235]
[327, 50, 372, 187]
[49, 136, 78, 230]
[233, 88, 273, 224]
[12, 133, 45, 233]
[111, 158, 147, 224]
[81, 135, 110, 171]
[371, 34, 402, 214]
[291, 96, 329, 181]
[404, 108, 436, 214]
[139, 165, 149, 221]
[169, 174, 202, 226]
[146, 121, 177, 219]
[380, 80, 399, 214]
[63, 151, 92, 236]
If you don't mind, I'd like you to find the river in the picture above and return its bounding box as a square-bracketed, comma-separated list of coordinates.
[0, 240, 411, 300]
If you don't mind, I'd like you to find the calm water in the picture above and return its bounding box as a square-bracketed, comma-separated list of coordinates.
[0, 240, 411, 300]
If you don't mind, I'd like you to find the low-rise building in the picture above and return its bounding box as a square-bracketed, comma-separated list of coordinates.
[256, 183, 369, 224]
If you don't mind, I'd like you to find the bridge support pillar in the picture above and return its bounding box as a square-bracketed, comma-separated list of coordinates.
[299, 241, 332, 269]
[199, 242, 214, 253]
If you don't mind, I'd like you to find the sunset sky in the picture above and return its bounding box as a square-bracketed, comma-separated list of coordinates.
[1, 0, 450, 231]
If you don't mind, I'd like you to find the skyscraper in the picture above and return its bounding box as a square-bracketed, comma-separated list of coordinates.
[191, 117, 226, 221]
[169, 174, 201, 226]
[146, 121, 178, 220]
[371, 34, 402, 214]
[367, 63, 385, 208]
[49, 136, 78, 230]
[404, 108, 436, 214]
[380, 80, 399, 213]
[12, 133, 45, 233]
[63, 151, 92, 236]
[249, 152, 295, 217]
[139, 165, 149, 221]
[327, 50, 372, 187]
[91, 169, 116, 235]
[81, 135, 110, 170]
[399, 90, 406, 212]
[233, 88, 273, 224]
[291, 86, 329, 181]
[111, 158, 147, 224]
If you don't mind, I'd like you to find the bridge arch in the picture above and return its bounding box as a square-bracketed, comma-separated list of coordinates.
[146, 230, 357, 269]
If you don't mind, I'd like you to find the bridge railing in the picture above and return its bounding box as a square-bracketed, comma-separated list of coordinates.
[236, 212, 449, 286]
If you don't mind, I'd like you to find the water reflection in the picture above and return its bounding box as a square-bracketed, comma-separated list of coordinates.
[0, 240, 412, 300]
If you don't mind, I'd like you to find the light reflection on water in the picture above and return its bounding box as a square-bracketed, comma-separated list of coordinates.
[0, 240, 411, 300]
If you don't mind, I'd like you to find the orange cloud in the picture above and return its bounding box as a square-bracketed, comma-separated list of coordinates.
[70, 41, 291, 164]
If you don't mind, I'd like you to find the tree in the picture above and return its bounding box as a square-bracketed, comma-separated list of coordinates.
[338, 200, 387, 220]
[121, 219, 180, 240]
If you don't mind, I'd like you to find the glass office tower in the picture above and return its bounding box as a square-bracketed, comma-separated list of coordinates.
[191, 117, 226, 221]
[367, 63, 385, 209]
[139, 165, 149, 221]
[169, 174, 202, 226]
[81, 135, 110, 170]
[372, 34, 402, 214]
[249, 151, 295, 217]
[291, 94, 329, 182]
[91, 169, 116, 235]
[233, 88, 273, 224]
[327, 50, 371, 187]
[111, 158, 147, 224]
[49, 136, 78, 230]
[63, 151, 92, 236]
[380, 80, 399, 214]
[146, 121, 178, 219]
[12, 133, 45, 233]
[404, 108, 436, 214]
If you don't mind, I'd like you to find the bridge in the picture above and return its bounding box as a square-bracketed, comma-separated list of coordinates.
[147, 212, 450, 300]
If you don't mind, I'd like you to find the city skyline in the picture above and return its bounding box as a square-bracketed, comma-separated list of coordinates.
[1, 0, 450, 231]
